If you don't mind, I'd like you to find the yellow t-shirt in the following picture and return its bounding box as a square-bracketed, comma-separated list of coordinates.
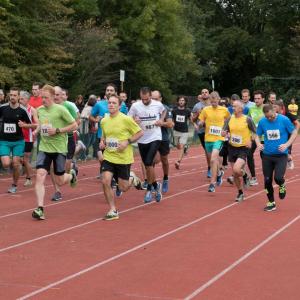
[288, 104, 298, 116]
[227, 115, 253, 147]
[101, 112, 141, 164]
[199, 106, 230, 142]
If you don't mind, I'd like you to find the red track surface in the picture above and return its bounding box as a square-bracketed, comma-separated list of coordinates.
[1, 143, 300, 300]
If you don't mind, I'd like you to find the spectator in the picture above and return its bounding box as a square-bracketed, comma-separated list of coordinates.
[75, 95, 85, 113]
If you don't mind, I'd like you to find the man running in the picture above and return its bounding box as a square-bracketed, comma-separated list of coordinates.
[223, 100, 256, 202]
[100, 95, 143, 220]
[19, 91, 38, 187]
[151, 90, 173, 193]
[128, 87, 166, 203]
[241, 89, 255, 109]
[0, 87, 31, 193]
[199, 91, 230, 192]
[255, 104, 297, 211]
[32, 85, 78, 220]
[191, 89, 211, 177]
[247, 90, 265, 185]
[172, 96, 191, 169]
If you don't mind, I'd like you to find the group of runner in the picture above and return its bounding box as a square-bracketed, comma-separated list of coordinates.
[0, 84, 298, 220]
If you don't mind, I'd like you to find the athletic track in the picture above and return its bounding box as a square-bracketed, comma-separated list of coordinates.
[1, 143, 300, 300]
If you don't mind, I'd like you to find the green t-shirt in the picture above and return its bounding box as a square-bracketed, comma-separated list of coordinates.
[101, 112, 141, 164]
[248, 105, 264, 126]
[62, 101, 77, 136]
[38, 104, 75, 153]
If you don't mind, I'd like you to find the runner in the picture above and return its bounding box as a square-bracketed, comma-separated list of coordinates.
[222, 100, 256, 202]
[255, 104, 298, 211]
[29, 82, 43, 109]
[128, 87, 166, 203]
[273, 99, 300, 170]
[288, 98, 298, 116]
[198, 91, 230, 192]
[0, 87, 31, 193]
[90, 83, 128, 178]
[19, 91, 38, 187]
[49, 86, 79, 201]
[32, 84, 78, 220]
[151, 90, 174, 193]
[172, 96, 191, 170]
[247, 90, 265, 185]
[191, 89, 211, 177]
[241, 89, 255, 109]
[100, 95, 143, 220]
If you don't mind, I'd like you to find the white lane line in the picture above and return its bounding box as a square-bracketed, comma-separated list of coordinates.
[184, 211, 300, 299]
[16, 177, 299, 300]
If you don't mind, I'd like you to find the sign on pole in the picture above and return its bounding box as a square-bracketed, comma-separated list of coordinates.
[212, 79, 215, 91]
[120, 70, 125, 82]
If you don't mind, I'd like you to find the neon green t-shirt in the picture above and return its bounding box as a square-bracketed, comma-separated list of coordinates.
[248, 105, 264, 126]
[101, 112, 141, 164]
[38, 104, 75, 153]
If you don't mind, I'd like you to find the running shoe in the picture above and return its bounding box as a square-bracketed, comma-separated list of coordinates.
[72, 160, 79, 176]
[154, 183, 162, 202]
[207, 169, 212, 178]
[51, 191, 62, 201]
[287, 159, 294, 170]
[141, 181, 148, 190]
[115, 185, 122, 197]
[264, 202, 276, 212]
[227, 176, 234, 185]
[208, 183, 215, 192]
[32, 207, 45, 220]
[162, 179, 169, 193]
[103, 210, 119, 221]
[235, 192, 244, 202]
[111, 178, 117, 189]
[69, 168, 77, 187]
[8, 185, 17, 193]
[279, 184, 286, 200]
[216, 170, 224, 186]
[249, 177, 258, 186]
[24, 179, 32, 187]
[130, 171, 142, 190]
[144, 190, 153, 203]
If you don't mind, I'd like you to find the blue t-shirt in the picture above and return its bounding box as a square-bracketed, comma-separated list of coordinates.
[161, 104, 172, 141]
[256, 114, 295, 155]
[91, 100, 128, 138]
[228, 105, 249, 115]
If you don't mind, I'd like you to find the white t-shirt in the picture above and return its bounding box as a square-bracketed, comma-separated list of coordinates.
[128, 100, 165, 144]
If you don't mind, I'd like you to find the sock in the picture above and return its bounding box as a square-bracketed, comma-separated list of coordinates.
[163, 175, 168, 180]
[26, 177, 31, 180]
[38, 206, 44, 211]
[12, 184, 17, 187]
[147, 184, 152, 191]
[238, 189, 243, 195]
[152, 181, 158, 189]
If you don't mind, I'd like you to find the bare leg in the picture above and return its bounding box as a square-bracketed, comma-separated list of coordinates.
[35, 169, 47, 207]
[102, 171, 115, 211]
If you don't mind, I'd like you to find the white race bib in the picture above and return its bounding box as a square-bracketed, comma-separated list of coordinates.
[106, 138, 119, 151]
[142, 120, 156, 130]
[230, 134, 242, 145]
[4, 123, 16, 134]
[41, 124, 53, 136]
[209, 126, 222, 136]
[266, 130, 280, 140]
[176, 115, 185, 123]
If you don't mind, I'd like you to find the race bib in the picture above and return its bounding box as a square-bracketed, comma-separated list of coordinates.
[266, 130, 280, 140]
[209, 126, 222, 136]
[4, 123, 16, 134]
[142, 120, 156, 130]
[106, 138, 119, 151]
[176, 115, 185, 123]
[230, 134, 242, 145]
[41, 124, 53, 136]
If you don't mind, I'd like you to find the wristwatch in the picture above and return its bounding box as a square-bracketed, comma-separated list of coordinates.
[56, 128, 60, 134]
[128, 139, 132, 144]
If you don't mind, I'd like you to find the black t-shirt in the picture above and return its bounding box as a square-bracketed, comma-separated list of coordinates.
[285, 112, 297, 124]
[172, 107, 191, 132]
[0, 103, 31, 141]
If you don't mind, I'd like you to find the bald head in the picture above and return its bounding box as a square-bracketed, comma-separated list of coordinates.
[54, 86, 63, 104]
[151, 90, 162, 102]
